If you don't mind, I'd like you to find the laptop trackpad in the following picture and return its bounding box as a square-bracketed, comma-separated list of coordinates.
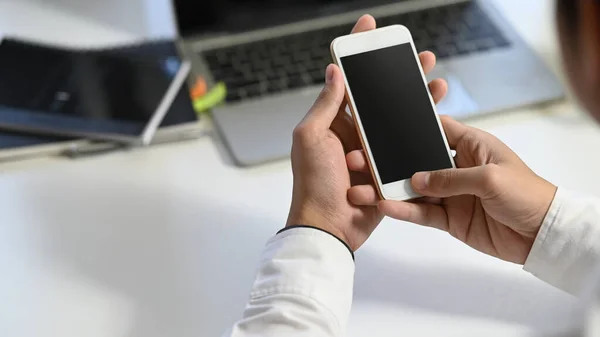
[427, 66, 479, 119]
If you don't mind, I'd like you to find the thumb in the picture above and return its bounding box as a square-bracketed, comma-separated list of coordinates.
[302, 64, 345, 129]
[411, 165, 499, 198]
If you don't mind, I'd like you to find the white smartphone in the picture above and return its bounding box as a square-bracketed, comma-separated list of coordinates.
[331, 25, 455, 201]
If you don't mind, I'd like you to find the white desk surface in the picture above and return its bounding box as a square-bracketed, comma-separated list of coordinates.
[0, 1, 597, 336]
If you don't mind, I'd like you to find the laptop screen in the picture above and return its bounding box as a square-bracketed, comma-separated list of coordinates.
[174, 0, 401, 37]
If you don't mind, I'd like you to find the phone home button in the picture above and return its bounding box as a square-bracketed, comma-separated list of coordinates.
[384, 179, 420, 200]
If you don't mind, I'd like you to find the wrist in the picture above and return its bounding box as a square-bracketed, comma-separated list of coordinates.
[528, 180, 559, 239]
[286, 207, 352, 250]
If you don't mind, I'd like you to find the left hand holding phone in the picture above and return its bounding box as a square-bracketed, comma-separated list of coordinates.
[286, 14, 448, 251]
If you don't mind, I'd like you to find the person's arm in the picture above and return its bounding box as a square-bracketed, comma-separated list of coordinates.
[224, 227, 354, 337]
[524, 187, 600, 296]
[221, 14, 449, 336]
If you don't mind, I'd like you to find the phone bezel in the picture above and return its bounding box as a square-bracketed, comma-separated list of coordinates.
[331, 25, 456, 201]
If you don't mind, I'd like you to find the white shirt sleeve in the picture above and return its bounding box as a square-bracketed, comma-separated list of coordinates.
[524, 187, 600, 296]
[224, 187, 600, 337]
[224, 227, 355, 337]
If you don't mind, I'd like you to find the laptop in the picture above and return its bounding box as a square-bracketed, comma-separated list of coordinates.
[0, 38, 191, 145]
[173, 0, 564, 166]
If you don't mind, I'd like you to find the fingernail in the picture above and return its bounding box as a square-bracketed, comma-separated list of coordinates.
[412, 172, 430, 190]
[326, 64, 335, 84]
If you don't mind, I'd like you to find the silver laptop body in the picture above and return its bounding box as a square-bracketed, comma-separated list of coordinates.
[176, 0, 564, 166]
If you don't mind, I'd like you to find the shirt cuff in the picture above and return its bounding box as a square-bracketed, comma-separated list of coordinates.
[278, 225, 355, 260]
[524, 187, 600, 296]
[250, 227, 355, 334]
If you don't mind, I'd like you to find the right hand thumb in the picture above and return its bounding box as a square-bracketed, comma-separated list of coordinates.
[412, 165, 499, 198]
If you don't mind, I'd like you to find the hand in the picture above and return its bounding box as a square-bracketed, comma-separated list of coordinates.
[347, 116, 557, 263]
[287, 15, 449, 251]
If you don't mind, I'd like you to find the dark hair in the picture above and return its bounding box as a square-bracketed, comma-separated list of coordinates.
[557, 0, 579, 29]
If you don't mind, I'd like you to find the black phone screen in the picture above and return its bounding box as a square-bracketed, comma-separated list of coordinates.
[340, 43, 453, 184]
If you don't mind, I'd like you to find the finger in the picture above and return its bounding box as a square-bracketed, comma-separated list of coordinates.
[348, 185, 380, 206]
[439, 115, 470, 148]
[331, 106, 362, 152]
[350, 170, 373, 186]
[351, 14, 376, 34]
[415, 196, 443, 205]
[346, 150, 370, 172]
[302, 64, 345, 129]
[379, 200, 449, 231]
[411, 165, 498, 198]
[429, 78, 448, 104]
[419, 51, 436, 75]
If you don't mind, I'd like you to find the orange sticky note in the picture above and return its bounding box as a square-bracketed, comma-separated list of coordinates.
[191, 77, 208, 100]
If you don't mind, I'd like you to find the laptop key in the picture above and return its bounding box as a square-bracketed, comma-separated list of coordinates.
[245, 84, 263, 98]
[251, 60, 269, 72]
[426, 25, 444, 39]
[309, 70, 326, 84]
[473, 38, 497, 51]
[231, 53, 249, 66]
[293, 52, 310, 63]
[456, 41, 477, 55]
[226, 78, 261, 91]
[435, 48, 450, 59]
[285, 76, 306, 89]
[266, 81, 284, 94]
[303, 61, 322, 73]
[284, 64, 304, 77]
[273, 55, 292, 68]
[260, 69, 279, 81]
[310, 52, 328, 62]
[226, 90, 241, 102]
[436, 43, 455, 57]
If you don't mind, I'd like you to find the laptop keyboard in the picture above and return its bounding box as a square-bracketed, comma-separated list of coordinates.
[202, 1, 511, 103]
